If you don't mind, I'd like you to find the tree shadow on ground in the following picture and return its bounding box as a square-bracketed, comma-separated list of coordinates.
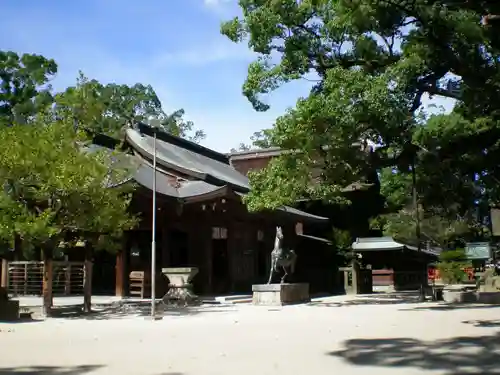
[463, 319, 500, 328]
[400, 304, 500, 312]
[47, 300, 235, 320]
[0, 365, 103, 375]
[328, 332, 500, 374]
[310, 291, 425, 307]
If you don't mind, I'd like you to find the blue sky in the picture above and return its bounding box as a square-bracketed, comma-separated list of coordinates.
[0, 0, 454, 152]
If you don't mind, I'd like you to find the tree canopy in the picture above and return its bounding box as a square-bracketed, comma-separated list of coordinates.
[55, 73, 205, 142]
[222, 0, 500, 245]
[0, 115, 138, 256]
[0, 51, 57, 125]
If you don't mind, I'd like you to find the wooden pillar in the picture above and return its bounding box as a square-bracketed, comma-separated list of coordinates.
[83, 245, 93, 313]
[227, 221, 235, 292]
[42, 249, 53, 317]
[115, 251, 126, 297]
[1, 258, 8, 288]
[64, 263, 71, 296]
[115, 235, 128, 298]
[204, 224, 213, 294]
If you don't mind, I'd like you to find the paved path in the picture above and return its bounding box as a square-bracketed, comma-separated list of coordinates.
[1, 294, 500, 375]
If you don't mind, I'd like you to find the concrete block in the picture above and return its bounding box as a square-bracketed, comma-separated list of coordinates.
[477, 292, 500, 304]
[252, 283, 310, 306]
[0, 300, 20, 321]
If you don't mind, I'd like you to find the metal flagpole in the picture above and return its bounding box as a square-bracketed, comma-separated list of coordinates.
[151, 129, 157, 319]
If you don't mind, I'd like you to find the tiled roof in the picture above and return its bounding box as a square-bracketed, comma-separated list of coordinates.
[90, 124, 328, 223]
[126, 128, 250, 192]
[352, 237, 441, 256]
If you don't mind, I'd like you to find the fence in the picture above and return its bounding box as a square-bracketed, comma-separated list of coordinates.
[1, 260, 86, 296]
[372, 269, 428, 290]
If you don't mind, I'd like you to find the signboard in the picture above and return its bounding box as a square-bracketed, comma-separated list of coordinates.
[465, 242, 491, 260]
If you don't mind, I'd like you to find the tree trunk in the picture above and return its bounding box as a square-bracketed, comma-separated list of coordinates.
[42, 248, 53, 317]
[83, 244, 93, 313]
[1, 258, 8, 288]
[13, 235, 21, 261]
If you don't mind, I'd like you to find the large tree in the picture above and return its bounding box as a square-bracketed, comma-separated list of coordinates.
[0, 115, 138, 314]
[221, 0, 500, 224]
[0, 51, 57, 125]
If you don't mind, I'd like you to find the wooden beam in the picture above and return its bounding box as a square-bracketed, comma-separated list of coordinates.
[115, 234, 129, 298]
[115, 249, 127, 298]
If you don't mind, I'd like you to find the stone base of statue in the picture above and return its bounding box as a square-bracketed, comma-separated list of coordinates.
[0, 287, 19, 321]
[476, 291, 500, 304]
[476, 280, 500, 304]
[162, 267, 199, 307]
[442, 285, 477, 304]
[252, 283, 310, 306]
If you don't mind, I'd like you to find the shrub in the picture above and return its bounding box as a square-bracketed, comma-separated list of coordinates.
[436, 248, 471, 284]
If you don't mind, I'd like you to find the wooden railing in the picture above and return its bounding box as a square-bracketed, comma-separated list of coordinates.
[372, 269, 428, 291]
[372, 269, 394, 286]
[1, 260, 85, 296]
[393, 271, 425, 290]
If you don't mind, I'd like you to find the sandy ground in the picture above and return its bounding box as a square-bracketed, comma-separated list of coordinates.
[1, 293, 500, 375]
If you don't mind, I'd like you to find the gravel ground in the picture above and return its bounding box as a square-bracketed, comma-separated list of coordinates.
[1, 293, 500, 375]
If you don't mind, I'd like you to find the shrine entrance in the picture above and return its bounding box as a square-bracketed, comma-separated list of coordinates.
[168, 230, 189, 267]
[211, 227, 229, 294]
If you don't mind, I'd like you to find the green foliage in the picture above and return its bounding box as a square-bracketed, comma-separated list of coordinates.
[379, 207, 473, 248]
[243, 66, 413, 210]
[331, 227, 354, 264]
[0, 116, 138, 254]
[55, 73, 205, 142]
[378, 168, 412, 211]
[223, 0, 500, 231]
[436, 248, 471, 284]
[0, 51, 57, 125]
[332, 228, 352, 251]
[250, 129, 273, 149]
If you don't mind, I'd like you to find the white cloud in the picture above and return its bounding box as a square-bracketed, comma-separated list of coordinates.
[203, 0, 232, 7]
[201, 0, 239, 18]
[152, 41, 255, 67]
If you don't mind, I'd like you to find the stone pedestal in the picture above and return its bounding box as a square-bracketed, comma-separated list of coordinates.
[0, 300, 20, 321]
[162, 267, 199, 306]
[252, 283, 310, 306]
[442, 285, 477, 304]
[0, 287, 19, 321]
[477, 292, 500, 304]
